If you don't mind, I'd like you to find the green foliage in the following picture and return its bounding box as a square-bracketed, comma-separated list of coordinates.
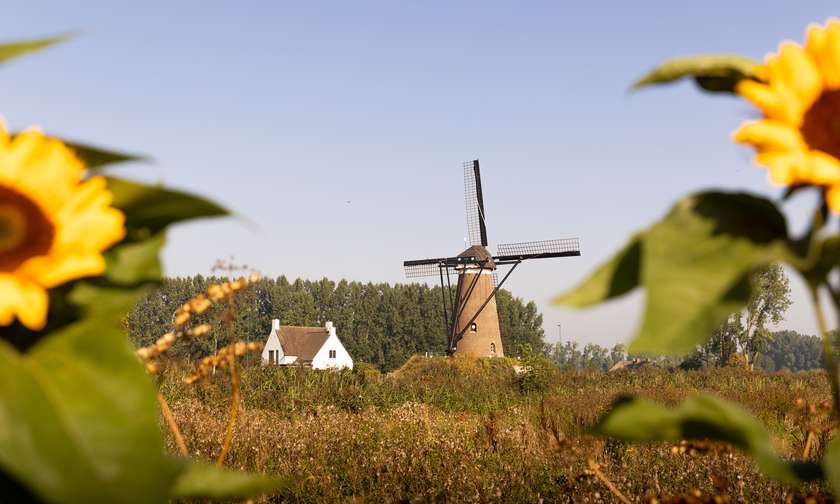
[107, 177, 228, 235]
[594, 394, 821, 484]
[553, 235, 640, 307]
[0, 33, 73, 65]
[558, 192, 793, 355]
[127, 278, 546, 371]
[0, 34, 278, 500]
[756, 330, 824, 372]
[556, 39, 840, 492]
[0, 322, 179, 504]
[65, 140, 147, 170]
[823, 438, 840, 494]
[633, 54, 760, 93]
[516, 343, 556, 394]
[164, 355, 525, 414]
[546, 341, 638, 371]
[171, 461, 288, 500]
[686, 264, 793, 369]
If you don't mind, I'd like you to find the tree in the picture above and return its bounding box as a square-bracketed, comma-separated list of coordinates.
[126, 276, 547, 370]
[738, 263, 792, 368]
[689, 263, 791, 368]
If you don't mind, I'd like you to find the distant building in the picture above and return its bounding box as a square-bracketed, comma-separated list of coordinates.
[261, 319, 353, 370]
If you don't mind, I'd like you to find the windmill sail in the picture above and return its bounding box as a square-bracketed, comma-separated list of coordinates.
[402, 158, 581, 359]
[496, 238, 580, 261]
[464, 160, 488, 247]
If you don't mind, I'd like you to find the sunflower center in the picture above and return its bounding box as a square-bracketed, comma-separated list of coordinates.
[0, 184, 54, 271]
[801, 89, 840, 159]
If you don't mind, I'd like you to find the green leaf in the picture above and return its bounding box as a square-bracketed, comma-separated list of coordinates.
[633, 54, 760, 94]
[0, 33, 73, 65]
[800, 235, 840, 290]
[594, 394, 817, 484]
[557, 192, 792, 355]
[0, 320, 180, 503]
[107, 176, 228, 234]
[170, 461, 288, 500]
[554, 235, 641, 307]
[823, 437, 840, 492]
[633, 193, 791, 354]
[103, 232, 166, 285]
[68, 283, 155, 318]
[65, 140, 147, 170]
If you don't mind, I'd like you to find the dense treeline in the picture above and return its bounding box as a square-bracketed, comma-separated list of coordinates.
[754, 330, 823, 372]
[544, 331, 825, 372]
[127, 276, 545, 370]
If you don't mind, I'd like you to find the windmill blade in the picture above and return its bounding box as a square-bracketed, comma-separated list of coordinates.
[404, 262, 447, 278]
[495, 238, 581, 262]
[403, 255, 469, 278]
[463, 159, 488, 246]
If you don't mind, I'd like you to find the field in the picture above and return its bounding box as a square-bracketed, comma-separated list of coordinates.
[157, 356, 834, 503]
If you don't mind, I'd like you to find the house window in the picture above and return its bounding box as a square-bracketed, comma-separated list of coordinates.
[470, 322, 477, 332]
[268, 350, 275, 364]
[329, 350, 336, 359]
[490, 342, 496, 355]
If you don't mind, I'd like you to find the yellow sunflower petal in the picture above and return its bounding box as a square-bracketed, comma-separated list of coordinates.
[0, 127, 125, 330]
[20, 176, 124, 287]
[754, 151, 806, 185]
[732, 120, 804, 151]
[55, 177, 125, 251]
[20, 254, 105, 289]
[803, 151, 840, 184]
[7, 132, 85, 213]
[827, 184, 840, 214]
[774, 42, 822, 109]
[736, 80, 788, 120]
[820, 20, 840, 89]
[807, 23, 833, 88]
[0, 275, 48, 330]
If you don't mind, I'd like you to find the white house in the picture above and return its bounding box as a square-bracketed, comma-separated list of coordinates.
[261, 319, 353, 370]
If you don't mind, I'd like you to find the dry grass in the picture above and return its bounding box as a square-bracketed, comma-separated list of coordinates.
[161, 357, 834, 502]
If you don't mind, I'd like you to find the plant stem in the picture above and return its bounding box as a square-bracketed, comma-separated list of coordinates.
[588, 459, 631, 504]
[157, 393, 188, 456]
[803, 430, 815, 459]
[810, 286, 840, 417]
[216, 354, 240, 466]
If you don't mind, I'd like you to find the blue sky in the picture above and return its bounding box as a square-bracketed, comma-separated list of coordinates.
[2, 1, 837, 347]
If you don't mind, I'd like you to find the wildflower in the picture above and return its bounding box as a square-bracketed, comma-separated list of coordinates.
[733, 19, 840, 211]
[186, 323, 212, 337]
[0, 127, 124, 329]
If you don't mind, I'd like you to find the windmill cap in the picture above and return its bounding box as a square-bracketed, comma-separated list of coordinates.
[457, 245, 496, 270]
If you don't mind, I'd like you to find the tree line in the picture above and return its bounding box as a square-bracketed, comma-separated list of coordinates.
[542, 330, 824, 372]
[126, 275, 546, 371]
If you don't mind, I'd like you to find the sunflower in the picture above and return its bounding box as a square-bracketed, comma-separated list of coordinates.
[732, 19, 840, 211]
[0, 126, 124, 330]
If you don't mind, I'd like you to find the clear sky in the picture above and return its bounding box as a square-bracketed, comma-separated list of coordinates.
[2, 1, 838, 348]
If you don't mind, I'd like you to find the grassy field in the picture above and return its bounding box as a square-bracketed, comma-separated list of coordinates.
[159, 356, 834, 502]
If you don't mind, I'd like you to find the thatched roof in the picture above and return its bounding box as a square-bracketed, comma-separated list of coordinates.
[278, 326, 329, 362]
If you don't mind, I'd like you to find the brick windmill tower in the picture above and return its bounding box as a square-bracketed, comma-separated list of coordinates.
[403, 160, 580, 357]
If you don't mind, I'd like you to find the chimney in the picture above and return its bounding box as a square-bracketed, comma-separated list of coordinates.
[272, 319, 280, 331]
[325, 321, 334, 334]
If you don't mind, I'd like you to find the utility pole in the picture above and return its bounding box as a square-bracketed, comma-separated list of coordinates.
[557, 323, 562, 343]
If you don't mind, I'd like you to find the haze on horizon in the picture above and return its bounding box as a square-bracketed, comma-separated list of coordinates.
[2, 1, 837, 349]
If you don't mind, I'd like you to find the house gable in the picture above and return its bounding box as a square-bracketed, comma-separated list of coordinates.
[262, 319, 352, 369]
[262, 326, 295, 365]
[311, 330, 353, 370]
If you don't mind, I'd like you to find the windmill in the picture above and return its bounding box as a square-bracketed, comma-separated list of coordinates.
[403, 160, 581, 357]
